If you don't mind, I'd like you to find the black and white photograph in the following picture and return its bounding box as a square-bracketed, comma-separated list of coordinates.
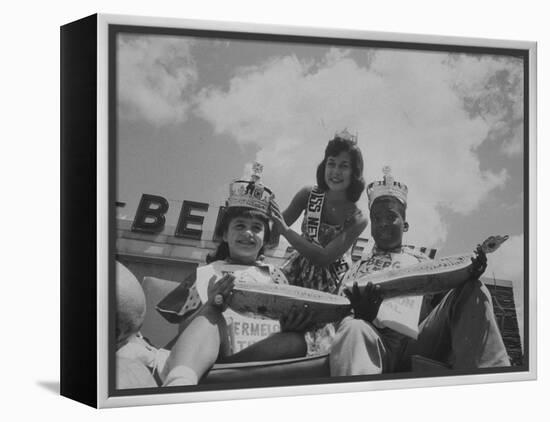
[6, 0, 549, 419]
[109, 18, 532, 401]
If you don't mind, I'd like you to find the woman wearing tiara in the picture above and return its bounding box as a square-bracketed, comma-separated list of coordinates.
[269, 130, 368, 355]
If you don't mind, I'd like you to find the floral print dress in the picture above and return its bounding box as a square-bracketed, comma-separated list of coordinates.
[280, 190, 361, 355]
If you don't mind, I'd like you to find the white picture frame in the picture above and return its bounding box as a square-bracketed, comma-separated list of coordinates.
[61, 13, 537, 408]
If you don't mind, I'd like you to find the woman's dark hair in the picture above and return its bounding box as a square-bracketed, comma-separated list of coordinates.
[206, 207, 271, 264]
[316, 136, 365, 202]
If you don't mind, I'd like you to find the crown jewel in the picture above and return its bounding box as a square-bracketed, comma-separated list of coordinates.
[367, 166, 408, 208]
[227, 162, 273, 214]
[335, 128, 358, 144]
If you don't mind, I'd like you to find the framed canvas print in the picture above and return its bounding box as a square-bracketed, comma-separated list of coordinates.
[60, 13, 537, 408]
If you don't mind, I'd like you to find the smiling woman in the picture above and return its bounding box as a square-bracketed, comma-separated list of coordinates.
[325, 153, 352, 192]
[270, 131, 367, 290]
[268, 130, 368, 355]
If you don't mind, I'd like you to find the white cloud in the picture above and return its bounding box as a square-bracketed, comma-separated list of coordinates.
[448, 54, 524, 157]
[196, 49, 516, 246]
[485, 234, 524, 283]
[117, 34, 197, 125]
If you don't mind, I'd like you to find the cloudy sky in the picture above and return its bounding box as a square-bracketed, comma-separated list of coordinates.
[115, 31, 526, 337]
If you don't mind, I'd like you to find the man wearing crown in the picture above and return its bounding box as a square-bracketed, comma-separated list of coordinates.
[329, 168, 510, 376]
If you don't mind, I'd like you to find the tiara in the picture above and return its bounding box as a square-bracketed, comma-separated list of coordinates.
[227, 162, 273, 214]
[366, 166, 408, 208]
[334, 129, 358, 144]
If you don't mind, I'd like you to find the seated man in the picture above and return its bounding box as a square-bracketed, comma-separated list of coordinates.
[329, 168, 511, 376]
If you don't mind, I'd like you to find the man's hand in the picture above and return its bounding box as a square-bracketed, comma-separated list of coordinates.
[280, 305, 314, 333]
[344, 282, 383, 323]
[470, 245, 487, 280]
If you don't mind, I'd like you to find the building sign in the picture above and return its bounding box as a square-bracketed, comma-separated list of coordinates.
[131, 194, 217, 240]
[122, 193, 369, 256]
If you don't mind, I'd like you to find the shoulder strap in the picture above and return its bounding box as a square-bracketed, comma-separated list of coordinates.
[304, 186, 325, 243]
